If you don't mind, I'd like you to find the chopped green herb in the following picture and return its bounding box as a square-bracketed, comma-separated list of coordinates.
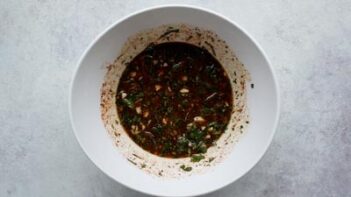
[180, 165, 192, 172]
[176, 136, 189, 153]
[144, 43, 155, 52]
[121, 114, 140, 126]
[196, 142, 207, 153]
[172, 63, 181, 70]
[201, 107, 215, 115]
[152, 124, 163, 134]
[187, 125, 204, 142]
[161, 141, 172, 155]
[121, 92, 144, 109]
[135, 134, 146, 144]
[129, 92, 144, 101]
[122, 98, 134, 109]
[218, 105, 230, 113]
[208, 121, 225, 130]
[191, 154, 205, 162]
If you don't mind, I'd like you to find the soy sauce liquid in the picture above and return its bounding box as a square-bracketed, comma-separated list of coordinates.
[116, 42, 233, 158]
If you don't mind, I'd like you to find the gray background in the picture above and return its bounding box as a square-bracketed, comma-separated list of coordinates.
[1, 0, 350, 196]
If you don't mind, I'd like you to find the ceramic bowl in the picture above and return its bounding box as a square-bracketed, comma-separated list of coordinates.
[69, 5, 280, 197]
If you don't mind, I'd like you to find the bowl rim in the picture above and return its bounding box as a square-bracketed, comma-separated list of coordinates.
[69, 4, 280, 197]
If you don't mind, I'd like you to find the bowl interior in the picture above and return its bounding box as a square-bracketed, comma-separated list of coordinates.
[70, 6, 279, 197]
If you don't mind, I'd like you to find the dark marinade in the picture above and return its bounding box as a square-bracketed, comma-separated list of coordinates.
[116, 42, 233, 158]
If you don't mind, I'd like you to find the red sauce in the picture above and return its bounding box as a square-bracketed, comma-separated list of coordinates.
[116, 42, 233, 158]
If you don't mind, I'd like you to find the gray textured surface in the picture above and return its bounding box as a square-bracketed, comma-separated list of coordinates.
[1, 0, 350, 196]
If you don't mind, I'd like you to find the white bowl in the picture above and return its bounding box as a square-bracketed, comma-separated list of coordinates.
[69, 5, 280, 197]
